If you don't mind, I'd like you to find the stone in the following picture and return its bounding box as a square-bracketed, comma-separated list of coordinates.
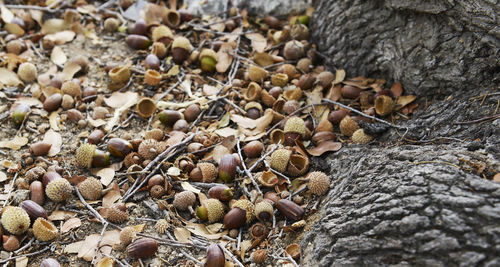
[184, 0, 311, 16]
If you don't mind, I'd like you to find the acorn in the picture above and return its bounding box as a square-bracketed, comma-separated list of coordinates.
[339, 116, 359, 137]
[92, 149, 111, 168]
[173, 191, 196, 211]
[133, 19, 147, 35]
[278, 64, 297, 80]
[67, 109, 84, 122]
[138, 139, 166, 160]
[184, 103, 201, 122]
[208, 185, 233, 202]
[127, 238, 158, 259]
[264, 191, 280, 203]
[19, 200, 47, 222]
[104, 17, 119, 32]
[248, 65, 268, 82]
[40, 258, 61, 267]
[290, 23, 309, 40]
[283, 116, 307, 146]
[297, 73, 315, 90]
[46, 178, 72, 202]
[77, 177, 103, 200]
[61, 81, 82, 99]
[108, 138, 133, 158]
[30, 181, 45, 205]
[245, 82, 262, 101]
[124, 152, 142, 168]
[17, 62, 37, 82]
[190, 162, 217, 182]
[205, 243, 225, 267]
[264, 16, 280, 29]
[298, 15, 310, 25]
[1, 207, 31, 235]
[33, 218, 58, 241]
[243, 141, 263, 158]
[352, 129, 373, 144]
[270, 149, 292, 173]
[342, 85, 362, 99]
[145, 54, 160, 70]
[223, 207, 246, 229]
[88, 129, 105, 145]
[199, 48, 217, 72]
[316, 71, 335, 88]
[43, 93, 62, 112]
[2, 235, 20, 252]
[145, 129, 164, 141]
[163, 9, 181, 28]
[6, 40, 25, 55]
[70, 55, 90, 74]
[147, 174, 164, 189]
[171, 37, 192, 64]
[136, 97, 156, 118]
[283, 100, 300, 115]
[158, 110, 182, 126]
[120, 226, 137, 246]
[11, 103, 30, 125]
[76, 143, 96, 168]
[328, 109, 348, 124]
[375, 95, 394, 116]
[125, 34, 151, 49]
[30, 142, 52, 156]
[231, 199, 254, 223]
[251, 249, 267, 264]
[276, 199, 304, 221]
[245, 102, 263, 119]
[197, 198, 225, 223]
[25, 166, 45, 181]
[42, 171, 61, 187]
[105, 203, 128, 223]
[285, 243, 301, 260]
[249, 222, 269, 240]
[218, 154, 237, 183]
[255, 201, 273, 221]
[173, 119, 189, 132]
[109, 65, 131, 85]
[174, 155, 195, 173]
[271, 73, 288, 87]
[152, 25, 174, 45]
[150, 185, 165, 198]
[61, 94, 74, 110]
[152, 42, 167, 58]
[283, 40, 304, 60]
[307, 171, 330, 196]
[144, 69, 162, 86]
[154, 219, 169, 234]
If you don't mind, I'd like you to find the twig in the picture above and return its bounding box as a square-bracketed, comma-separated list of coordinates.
[220, 245, 245, 267]
[248, 142, 280, 172]
[2, 172, 19, 208]
[0, 246, 50, 264]
[236, 139, 262, 196]
[75, 187, 107, 224]
[453, 114, 500, 125]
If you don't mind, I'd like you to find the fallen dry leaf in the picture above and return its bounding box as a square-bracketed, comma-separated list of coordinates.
[61, 217, 82, 233]
[181, 182, 201, 194]
[240, 240, 252, 261]
[15, 256, 28, 267]
[49, 111, 61, 131]
[48, 210, 76, 221]
[102, 182, 121, 208]
[64, 241, 84, 254]
[174, 227, 192, 243]
[78, 230, 120, 261]
[1, 5, 14, 23]
[391, 82, 403, 97]
[307, 141, 342, 156]
[0, 68, 23, 88]
[96, 168, 115, 186]
[0, 136, 28, 150]
[51, 46, 67, 65]
[41, 18, 65, 34]
[253, 52, 274, 67]
[245, 33, 267, 53]
[104, 91, 138, 108]
[216, 42, 234, 73]
[184, 221, 228, 240]
[43, 130, 62, 157]
[44, 30, 76, 45]
[333, 69, 346, 84]
[60, 62, 81, 81]
[0, 172, 7, 183]
[396, 95, 417, 108]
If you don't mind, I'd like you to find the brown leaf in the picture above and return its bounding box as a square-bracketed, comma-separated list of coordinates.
[104, 91, 138, 108]
[396, 95, 417, 108]
[96, 168, 115, 187]
[333, 69, 346, 84]
[174, 227, 192, 243]
[245, 33, 267, 53]
[307, 141, 342, 156]
[391, 82, 403, 97]
[253, 52, 274, 67]
[1, 5, 14, 23]
[44, 30, 76, 45]
[42, 129, 62, 156]
[41, 18, 66, 34]
[0, 68, 22, 88]
[48, 210, 76, 221]
[0, 136, 28, 150]
[60, 62, 81, 81]
[102, 182, 121, 208]
[61, 217, 82, 233]
[216, 43, 234, 73]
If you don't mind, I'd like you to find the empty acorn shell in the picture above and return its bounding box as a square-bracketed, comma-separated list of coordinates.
[136, 97, 156, 118]
[144, 69, 162, 86]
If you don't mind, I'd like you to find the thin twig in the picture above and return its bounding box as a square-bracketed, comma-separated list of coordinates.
[220, 245, 245, 267]
[454, 114, 500, 125]
[75, 187, 107, 224]
[236, 139, 262, 195]
[0, 246, 50, 264]
[2, 172, 19, 208]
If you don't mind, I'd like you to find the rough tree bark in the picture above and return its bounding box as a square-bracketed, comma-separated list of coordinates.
[303, 0, 500, 266]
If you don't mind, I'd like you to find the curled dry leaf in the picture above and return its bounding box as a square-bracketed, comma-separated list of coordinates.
[51, 46, 67, 65]
[102, 182, 121, 208]
[104, 91, 139, 109]
[216, 42, 234, 73]
[253, 52, 274, 67]
[0, 68, 23, 88]
[391, 82, 403, 97]
[96, 167, 115, 186]
[41, 18, 66, 34]
[180, 182, 201, 194]
[96, 257, 115, 267]
[49, 112, 61, 131]
[183, 221, 228, 240]
[0, 5, 14, 23]
[60, 62, 81, 81]
[307, 141, 342, 156]
[0, 171, 7, 183]
[43, 129, 62, 156]
[104, 94, 138, 132]
[78, 230, 120, 261]
[0, 136, 28, 150]
[166, 65, 180, 77]
[333, 69, 346, 84]
[44, 30, 76, 45]
[174, 227, 192, 243]
[240, 240, 252, 261]
[14, 97, 43, 109]
[37, 65, 58, 86]
[214, 127, 238, 138]
[396, 95, 417, 108]
[61, 217, 82, 233]
[245, 33, 267, 53]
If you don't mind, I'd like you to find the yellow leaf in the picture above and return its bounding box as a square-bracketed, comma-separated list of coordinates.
[396, 95, 417, 108]
[0, 68, 22, 88]
[174, 227, 192, 243]
[0, 136, 28, 150]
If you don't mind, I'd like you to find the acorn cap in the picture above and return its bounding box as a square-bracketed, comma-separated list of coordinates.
[307, 171, 330, 196]
[172, 36, 191, 51]
[33, 218, 58, 241]
[77, 177, 103, 201]
[287, 153, 310, 177]
[231, 199, 254, 223]
[199, 48, 217, 61]
[251, 249, 267, 264]
[120, 226, 137, 246]
[271, 73, 289, 87]
[46, 178, 73, 202]
[198, 162, 217, 183]
[105, 203, 128, 223]
[339, 116, 359, 137]
[173, 191, 196, 211]
[244, 102, 263, 112]
[284, 116, 307, 137]
[138, 139, 164, 160]
[61, 81, 82, 98]
[352, 129, 374, 144]
[124, 152, 142, 168]
[155, 219, 169, 234]
[1, 207, 31, 235]
[248, 65, 268, 82]
[144, 128, 164, 141]
[375, 95, 394, 116]
[202, 199, 225, 223]
[255, 201, 273, 221]
[152, 25, 173, 42]
[17, 62, 37, 82]
[76, 143, 96, 168]
[270, 149, 292, 173]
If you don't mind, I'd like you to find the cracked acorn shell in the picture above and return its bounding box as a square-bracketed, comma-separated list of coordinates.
[255, 201, 273, 221]
[271, 73, 289, 87]
[270, 149, 292, 173]
[33, 218, 58, 241]
[108, 65, 131, 84]
[352, 129, 373, 144]
[307, 171, 330, 196]
[46, 178, 73, 202]
[1, 207, 31, 235]
[339, 116, 359, 137]
[245, 82, 262, 101]
[2, 236, 20, 252]
[198, 198, 225, 223]
[375, 95, 394, 116]
[76, 143, 96, 168]
[231, 199, 254, 223]
[173, 191, 196, 211]
[77, 177, 103, 200]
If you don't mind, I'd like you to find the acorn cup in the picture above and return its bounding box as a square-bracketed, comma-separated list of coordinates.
[375, 95, 394, 116]
[152, 25, 173, 45]
[1, 207, 31, 235]
[245, 82, 262, 101]
[196, 199, 225, 223]
[144, 69, 162, 86]
[190, 162, 217, 183]
[306, 171, 330, 196]
[249, 222, 269, 240]
[136, 97, 156, 118]
[163, 9, 181, 28]
[11, 103, 30, 125]
[108, 64, 131, 86]
[33, 218, 58, 241]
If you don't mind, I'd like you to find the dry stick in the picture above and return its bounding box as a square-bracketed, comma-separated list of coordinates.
[453, 114, 500, 125]
[75, 187, 107, 223]
[122, 133, 196, 202]
[236, 139, 263, 196]
[248, 142, 281, 172]
[220, 245, 245, 267]
[223, 97, 246, 114]
[164, 231, 204, 265]
[2, 172, 19, 208]
[156, 74, 185, 102]
[0, 246, 50, 264]
[322, 98, 409, 130]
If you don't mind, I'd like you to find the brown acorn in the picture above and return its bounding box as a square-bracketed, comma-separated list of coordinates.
[43, 93, 62, 112]
[342, 85, 362, 99]
[92, 149, 111, 168]
[158, 110, 182, 126]
[171, 37, 191, 64]
[208, 185, 233, 202]
[29, 142, 52, 156]
[184, 103, 201, 122]
[190, 162, 217, 183]
[243, 141, 264, 158]
[88, 129, 105, 144]
[144, 54, 160, 70]
[254, 201, 273, 221]
[2, 235, 20, 251]
[205, 244, 225, 267]
[328, 109, 348, 124]
[283, 116, 307, 146]
[276, 199, 304, 221]
[30, 181, 45, 205]
[125, 34, 151, 49]
[127, 238, 158, 258]
[152, 25, 173, 45]
[218, 154, 237, 183]
[223, 207, 246, 229]
[283, 40, 304, 60]
[20, 200, 47, 222]
[108, 138, 133, 158]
